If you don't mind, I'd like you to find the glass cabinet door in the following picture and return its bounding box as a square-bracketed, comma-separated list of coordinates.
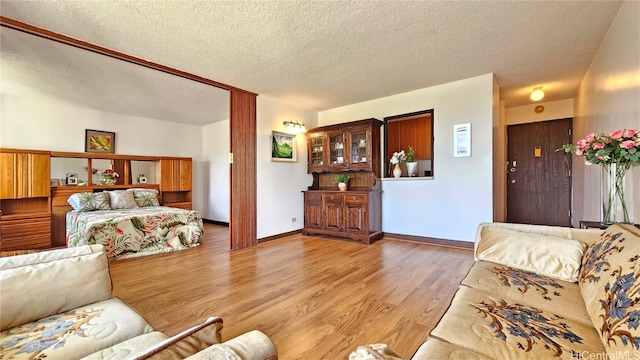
[349, 129, 368, 164]
[309, 136, 325, 167]
[328, 132, 346, 166]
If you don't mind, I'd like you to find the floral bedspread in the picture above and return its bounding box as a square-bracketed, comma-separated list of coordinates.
[66, 206, 203, 260]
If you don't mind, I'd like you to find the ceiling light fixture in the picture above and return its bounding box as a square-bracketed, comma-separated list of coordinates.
[283, 119, 307, 133]
[530, 87, 545, 102]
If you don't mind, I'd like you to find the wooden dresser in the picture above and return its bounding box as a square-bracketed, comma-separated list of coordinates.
[0, 148, 52, 250]
[302, 118, 383, 244]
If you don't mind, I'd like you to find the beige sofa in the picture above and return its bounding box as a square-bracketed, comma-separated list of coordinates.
[0, 245, 277, 360]
[351, 222, 640, 360]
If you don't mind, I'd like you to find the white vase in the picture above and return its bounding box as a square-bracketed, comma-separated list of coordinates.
[338, 182, 347, 192]
[393, 163, 402, 178]
[406, 162, 419, 177]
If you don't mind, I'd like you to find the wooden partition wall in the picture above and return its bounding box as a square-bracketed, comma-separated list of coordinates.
[230, 90, 257, 250]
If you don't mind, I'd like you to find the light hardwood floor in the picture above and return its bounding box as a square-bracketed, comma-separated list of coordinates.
[110, 224, 474, 359]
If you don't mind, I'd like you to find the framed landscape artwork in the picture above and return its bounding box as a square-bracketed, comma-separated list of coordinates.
[85, 129, 115, 154]
[271, 131, 297, 162]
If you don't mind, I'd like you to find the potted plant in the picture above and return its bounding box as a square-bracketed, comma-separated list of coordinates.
[334, 173, 350, 192]
[405, 146, 419, 177]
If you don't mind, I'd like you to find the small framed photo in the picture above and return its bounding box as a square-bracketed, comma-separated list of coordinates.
[66, 173, 78, 185]
[85, 129, 115, 154]
[271, 131, 297, 162]
[453, 123, 471, 157]
[137, 174, 148, 184]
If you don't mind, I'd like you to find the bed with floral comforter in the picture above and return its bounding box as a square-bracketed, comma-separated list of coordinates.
[66, 206, 203, 260]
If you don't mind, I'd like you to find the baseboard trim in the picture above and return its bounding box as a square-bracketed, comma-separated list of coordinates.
[384, 232, 474, 249]
[258, 229, 302, 243]
[203, 219, 229, 227]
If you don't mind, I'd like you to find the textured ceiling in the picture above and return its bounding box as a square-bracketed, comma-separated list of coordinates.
[0, 1, 624, 125]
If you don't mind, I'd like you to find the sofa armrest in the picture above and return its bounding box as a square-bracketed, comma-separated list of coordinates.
[185, 330, 278, 360]
[130, 317, 223, 360]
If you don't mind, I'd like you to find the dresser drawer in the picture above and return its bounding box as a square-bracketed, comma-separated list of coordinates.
[305, 193, 322, 202]
[1, 231, 51, 250]
[323, 193, 343, 203]
[2, 218, 51, 235]
[1, 214, 52, 250]
[344, 194, 366, 203]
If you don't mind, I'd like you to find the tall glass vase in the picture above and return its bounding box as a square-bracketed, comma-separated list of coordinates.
[601, 163, 633, 225]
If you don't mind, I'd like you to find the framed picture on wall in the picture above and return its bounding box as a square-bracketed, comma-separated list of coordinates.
[271, 131, 297, 162]
[85, 129, 115, 154]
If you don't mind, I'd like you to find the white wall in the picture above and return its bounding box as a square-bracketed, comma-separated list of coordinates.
[256, 95, 317, 239]
[0, 81, 206, 213]
[505, 99, 574, 125]
[573, 1, 640, 226]
[202, 119, 230, 222]
[318, 74, 495, 242]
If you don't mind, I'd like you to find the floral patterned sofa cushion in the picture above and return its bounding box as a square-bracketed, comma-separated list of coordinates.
[461, 261, 592, 325]
[578, 224, 640, 356]
[0, 297, 154, 360]
[430, 287, 605, 360]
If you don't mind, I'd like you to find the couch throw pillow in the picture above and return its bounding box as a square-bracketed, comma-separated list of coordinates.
[476, 226, 586, 282]
[579, 224, 640, 356]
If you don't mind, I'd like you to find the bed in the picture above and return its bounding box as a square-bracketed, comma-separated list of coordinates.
[65, 190, 203, 261]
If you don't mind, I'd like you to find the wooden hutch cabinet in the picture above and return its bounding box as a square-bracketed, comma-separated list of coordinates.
[0, 149, 52, 251]
[302, 118, 383, 244]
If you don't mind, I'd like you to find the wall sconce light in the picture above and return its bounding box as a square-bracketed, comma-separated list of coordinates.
[530, 87, 545, 101]
[283, 119, 307, 133]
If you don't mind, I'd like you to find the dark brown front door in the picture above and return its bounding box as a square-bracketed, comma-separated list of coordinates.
[507, 118, 572, 226]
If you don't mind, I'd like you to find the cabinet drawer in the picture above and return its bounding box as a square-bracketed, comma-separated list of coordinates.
[323, 193, 343, 203]
[305, 193, 322, 202]
[344, 194, 366, 203]
[1, 231, 51, 250]
[1, 216, 51, 235]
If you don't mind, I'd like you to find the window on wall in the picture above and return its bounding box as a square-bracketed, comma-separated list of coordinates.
[384, 109, 434, 178]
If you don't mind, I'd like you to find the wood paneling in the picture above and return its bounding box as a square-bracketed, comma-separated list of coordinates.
[0, 150, 50, 199]
[110, 224, 475, 359]
[384, 111, 433, 176]
[230, 90, 257, 250]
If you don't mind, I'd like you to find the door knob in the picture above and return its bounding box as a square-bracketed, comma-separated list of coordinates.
[510, 168, 516, 172]
[511, 179, 517, 184]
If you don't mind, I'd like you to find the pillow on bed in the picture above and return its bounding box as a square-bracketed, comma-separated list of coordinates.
[67, 192, 111, 212]
[127, 188, 160, 207]
[107, 190, 138, 209]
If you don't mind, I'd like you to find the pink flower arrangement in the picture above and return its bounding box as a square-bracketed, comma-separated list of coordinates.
[101, 169, 119, 178]
[561, 129, 640, 167]
[561, 129, 639, 224]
